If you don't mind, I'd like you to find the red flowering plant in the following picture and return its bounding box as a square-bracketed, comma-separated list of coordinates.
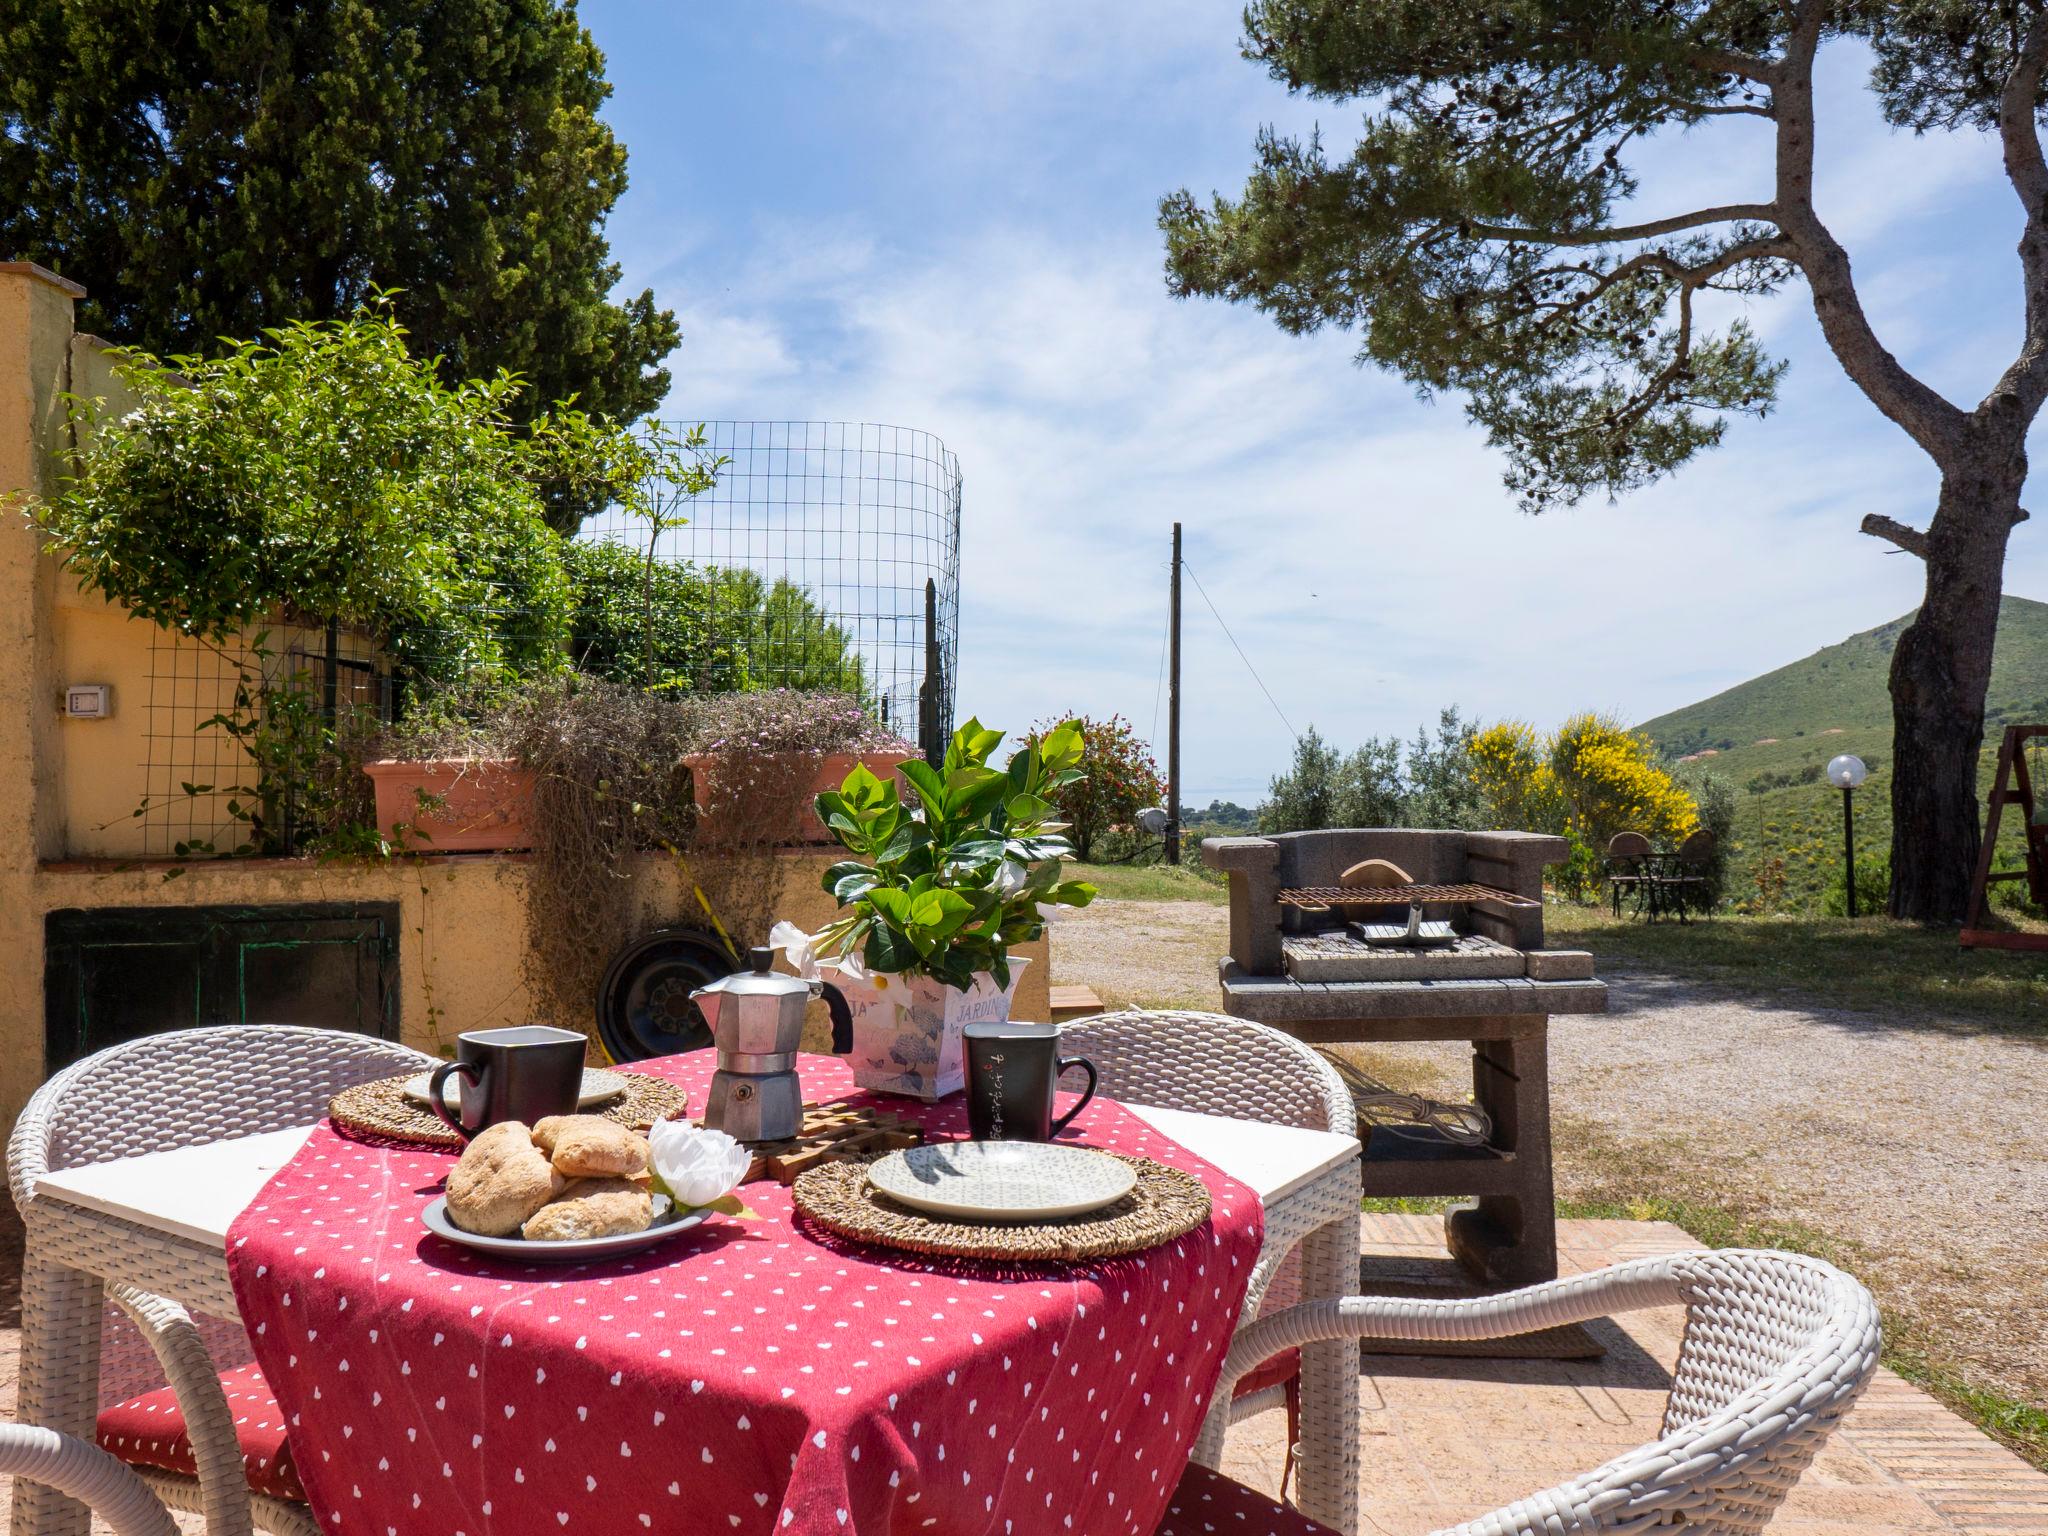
[1028, 714, 1165, 861]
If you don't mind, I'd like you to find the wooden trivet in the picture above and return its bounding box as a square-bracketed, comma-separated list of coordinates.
[790, 1152, 1210, 1262]
[328, 1071, 691, 1152]
[744, 1102, 923, 1184]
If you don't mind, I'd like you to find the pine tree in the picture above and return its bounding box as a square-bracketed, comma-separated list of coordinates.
[0, 0, 677, 529]
[1162, 1, 2048, 919]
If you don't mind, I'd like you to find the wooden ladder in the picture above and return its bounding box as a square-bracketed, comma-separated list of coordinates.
[1960, 724, 2048, 951]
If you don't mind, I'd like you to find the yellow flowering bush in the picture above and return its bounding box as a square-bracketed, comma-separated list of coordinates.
[1471, 714, 1697, 850]
[1548, 713, 1699, 847]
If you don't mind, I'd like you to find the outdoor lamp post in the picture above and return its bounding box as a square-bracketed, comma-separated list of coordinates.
[1826, 754, 1870, 917]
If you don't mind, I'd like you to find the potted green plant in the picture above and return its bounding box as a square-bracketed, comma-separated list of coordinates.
[785, 718, 1097, 1099]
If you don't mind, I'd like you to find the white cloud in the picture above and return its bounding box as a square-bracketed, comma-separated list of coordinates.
[621, 22, 2047, 806]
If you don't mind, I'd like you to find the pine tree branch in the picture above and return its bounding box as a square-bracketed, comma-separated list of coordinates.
[1773, 3, 1968, 462]
[1463, 205, 1777, 247]
[1860, 514, 1929, 559]
[1992, 12, 2048, 416]
[2000, 12, 2048, 212]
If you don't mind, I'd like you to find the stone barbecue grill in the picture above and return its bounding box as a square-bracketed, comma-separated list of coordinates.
[1205, 828, 1605, 1284]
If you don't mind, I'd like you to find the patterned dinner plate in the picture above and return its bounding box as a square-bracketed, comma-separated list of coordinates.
[401, 1067, 629, 1111]
[420, 1194, 712, 1263]
[866, 1142, 1138, 1222]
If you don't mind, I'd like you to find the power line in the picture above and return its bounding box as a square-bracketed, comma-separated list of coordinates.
[1180, 561, 1300, 744]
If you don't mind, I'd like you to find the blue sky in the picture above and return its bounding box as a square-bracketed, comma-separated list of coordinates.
[588, 2, 2047, 805]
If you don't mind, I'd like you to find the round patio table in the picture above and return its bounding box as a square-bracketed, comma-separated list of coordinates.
[15, 1052, 1362, 1536]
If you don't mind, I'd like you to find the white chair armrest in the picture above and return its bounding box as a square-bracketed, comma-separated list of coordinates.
[107, 1284, 256, 1536]
[1214, 1254, 1686, 1404]
[0, 1424, 179, 1536]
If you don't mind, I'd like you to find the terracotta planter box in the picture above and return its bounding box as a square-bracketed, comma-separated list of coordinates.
[362, 759, 537, 852]
[682, 750, 919, 845]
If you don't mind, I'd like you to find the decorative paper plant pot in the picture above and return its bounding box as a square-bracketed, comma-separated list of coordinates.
[681, 750, 919, 845]
[829, 960, 1030, 1101]
[362, 759, 536, 852]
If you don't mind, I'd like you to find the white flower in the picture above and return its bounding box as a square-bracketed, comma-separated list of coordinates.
[768, 920, 822, 980]
[992, 858, 1029, 899]
[647, 1123, 751, 1208]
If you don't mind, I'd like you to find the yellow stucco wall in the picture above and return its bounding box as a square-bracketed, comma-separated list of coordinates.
[0, 267, 1049, 1142]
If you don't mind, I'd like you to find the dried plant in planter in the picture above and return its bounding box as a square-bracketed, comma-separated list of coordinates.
[684, 691, 911, 947]
[380, 679, 696, 1033]
[378, 680, 909, 1044]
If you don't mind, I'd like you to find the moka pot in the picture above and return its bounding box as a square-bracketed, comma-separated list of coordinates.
[689, 946, 853, 1141]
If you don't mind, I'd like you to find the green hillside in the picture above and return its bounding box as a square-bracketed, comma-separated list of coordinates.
[1640, 594, 2048, 771]
[1636, 595, 2048, 912]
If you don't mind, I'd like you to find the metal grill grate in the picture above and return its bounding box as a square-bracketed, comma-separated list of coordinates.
[1277, 884, 1542, 910]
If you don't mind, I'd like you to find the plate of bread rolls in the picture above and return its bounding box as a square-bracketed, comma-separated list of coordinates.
[422, 1113, 710, 1262]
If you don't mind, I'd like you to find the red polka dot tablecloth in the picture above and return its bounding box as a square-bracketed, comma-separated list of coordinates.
[225, 1053, 1265, 1536]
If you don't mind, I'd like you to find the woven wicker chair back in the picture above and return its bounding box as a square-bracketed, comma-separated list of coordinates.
[1056, 1010, 1352, 1133]
[13, 1025, 432, 1202]
[1660, 1248, 1866, 1432]
[9, 1026, 433, 1423]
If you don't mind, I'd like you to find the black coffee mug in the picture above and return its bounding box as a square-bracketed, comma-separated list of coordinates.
[963, 1021, 1098, 1142]
[428, 1025, 587, 1140]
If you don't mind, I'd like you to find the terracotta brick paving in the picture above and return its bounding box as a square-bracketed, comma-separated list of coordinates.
[1218, 1216, 2048, 1534]
[0, 1209, 2039, 1532]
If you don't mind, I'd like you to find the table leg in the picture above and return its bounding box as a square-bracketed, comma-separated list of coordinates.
[1292, 1203, 1361, 1535]
[12, 1247, 103, 1536]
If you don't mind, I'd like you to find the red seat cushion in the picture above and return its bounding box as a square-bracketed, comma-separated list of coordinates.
[1155, 1462, 1335, 1534]
[97, 1359, 305, 1502]
[1232, 1346, 1299, 1401]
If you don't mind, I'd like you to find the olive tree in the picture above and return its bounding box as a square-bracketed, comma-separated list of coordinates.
[1161, 1, 2045, 920]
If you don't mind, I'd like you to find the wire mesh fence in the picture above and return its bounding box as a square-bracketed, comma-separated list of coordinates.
[579, 420, 961, 745]
[129, 420, 962, 858]
[138, 621, 390, 857]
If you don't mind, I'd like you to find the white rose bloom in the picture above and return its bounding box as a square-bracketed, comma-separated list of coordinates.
[648, 1122, 751, 1208]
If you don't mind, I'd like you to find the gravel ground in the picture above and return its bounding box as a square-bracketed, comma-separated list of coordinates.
[1055, 898, 2048, 1406]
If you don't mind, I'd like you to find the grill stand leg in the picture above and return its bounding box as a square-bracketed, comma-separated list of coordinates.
[1446, 1032, 1558, 1285]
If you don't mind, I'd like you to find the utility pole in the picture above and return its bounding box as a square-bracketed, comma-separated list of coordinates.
[1166, 523, 1182, 866]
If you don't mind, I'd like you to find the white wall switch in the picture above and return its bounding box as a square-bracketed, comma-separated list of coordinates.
[64, 684, 112, 719]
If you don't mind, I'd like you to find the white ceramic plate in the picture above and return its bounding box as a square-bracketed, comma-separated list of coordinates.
[402, 1067, 628, 1112]
[867, 1142, 1137, 1222]
[420, 1193, 711, 1264]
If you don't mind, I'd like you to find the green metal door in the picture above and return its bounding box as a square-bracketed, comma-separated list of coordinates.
[44, 903, 401, 1070]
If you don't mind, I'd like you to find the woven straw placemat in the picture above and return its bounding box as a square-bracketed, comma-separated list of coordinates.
[329, 1071, 691, 1152]
[791, 1151, 1210, 1262]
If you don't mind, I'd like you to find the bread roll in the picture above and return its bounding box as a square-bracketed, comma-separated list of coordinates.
[445, 1121, 563, 1237]
[521, 1177, 654, 1241]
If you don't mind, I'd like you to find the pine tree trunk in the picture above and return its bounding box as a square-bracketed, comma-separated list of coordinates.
[1887, 460, 2022, 921]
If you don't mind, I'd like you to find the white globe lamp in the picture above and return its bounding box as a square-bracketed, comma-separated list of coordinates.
[1826, 754, 1870, 916]
[1825, 754, 1869, 789]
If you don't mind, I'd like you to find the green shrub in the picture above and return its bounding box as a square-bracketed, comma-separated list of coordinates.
[1029, 714, 1164, 861]
[1821, 849, 1891, 916]
[563, 540, 866, 696]
[29, 301, 600, 680]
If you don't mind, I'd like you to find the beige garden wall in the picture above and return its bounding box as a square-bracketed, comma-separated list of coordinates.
[0, 265, 1046, 1141]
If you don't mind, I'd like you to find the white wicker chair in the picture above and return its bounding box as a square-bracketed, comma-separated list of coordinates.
[1057, 1008, 1353, 1135]
[1057, 1009, 1357, 1495]
[9, 1025, 434, 1536]
[0, 1426, 178, 1536]
[1155, 1248, 1882, 1536]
